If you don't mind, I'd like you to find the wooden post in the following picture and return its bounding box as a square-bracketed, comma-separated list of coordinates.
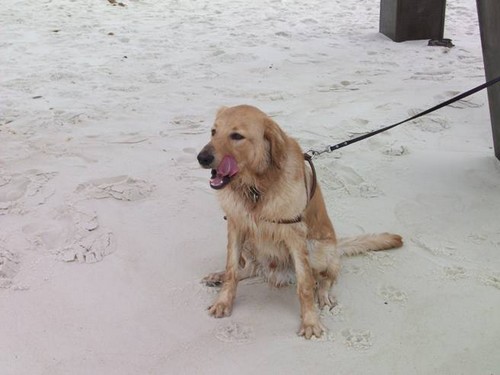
[477, 0, 500, 160]
[379, 0, 446, 42]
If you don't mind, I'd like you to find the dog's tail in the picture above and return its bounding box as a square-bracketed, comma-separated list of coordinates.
[337, 233, 403, 256]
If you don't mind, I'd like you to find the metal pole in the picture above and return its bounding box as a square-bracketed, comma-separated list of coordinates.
[477, 0, 500, 160]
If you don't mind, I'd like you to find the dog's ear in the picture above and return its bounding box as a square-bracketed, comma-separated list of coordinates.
[264, 117, 287, 169]
[216, 106, 229, 117]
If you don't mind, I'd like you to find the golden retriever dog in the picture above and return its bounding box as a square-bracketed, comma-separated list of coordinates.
[197, 105, 403, 339]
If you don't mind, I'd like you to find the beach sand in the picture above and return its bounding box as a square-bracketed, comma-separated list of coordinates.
[1, 0, 499, 373]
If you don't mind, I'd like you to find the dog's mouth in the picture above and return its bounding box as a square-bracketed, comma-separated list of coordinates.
[210, 155, 239, 190]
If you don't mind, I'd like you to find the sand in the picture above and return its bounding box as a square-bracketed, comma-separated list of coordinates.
[1, 0, 499, 374]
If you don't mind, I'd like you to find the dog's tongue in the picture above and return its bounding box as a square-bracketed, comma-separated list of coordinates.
[210, 155, 239, 189]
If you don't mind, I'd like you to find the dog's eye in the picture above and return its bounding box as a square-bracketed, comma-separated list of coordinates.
[230, 133, 245, 140]
[211, 129, 216, 136]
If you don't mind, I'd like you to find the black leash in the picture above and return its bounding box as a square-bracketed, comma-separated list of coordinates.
[307, 76, 500, 157]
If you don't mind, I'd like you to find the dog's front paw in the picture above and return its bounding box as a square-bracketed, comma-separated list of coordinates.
[298, 320, 325, 339]
[208, 300, 233, 318]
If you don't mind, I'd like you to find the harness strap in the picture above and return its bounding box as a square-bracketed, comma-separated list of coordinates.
[267, 153, 317, 224]
[304, 153, 317, 200]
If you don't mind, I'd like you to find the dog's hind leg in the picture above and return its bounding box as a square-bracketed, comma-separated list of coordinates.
[308, 239, 341, 309]
[202, 250, 258, 287]
[287, 234, 325, 339]
[202, 271, 226, 287]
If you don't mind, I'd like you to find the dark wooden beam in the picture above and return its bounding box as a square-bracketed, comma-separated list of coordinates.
[477, 0, 500, 160]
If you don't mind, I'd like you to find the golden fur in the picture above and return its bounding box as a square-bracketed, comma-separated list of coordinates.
[197, 105, 403, 339]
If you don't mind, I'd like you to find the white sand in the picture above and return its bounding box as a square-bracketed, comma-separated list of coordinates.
[1, 0, 499, 373]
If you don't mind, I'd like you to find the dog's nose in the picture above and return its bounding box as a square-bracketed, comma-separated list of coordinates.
[197, 151, 214, 167]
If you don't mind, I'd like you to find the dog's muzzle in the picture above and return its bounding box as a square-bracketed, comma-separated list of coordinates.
[197, 149, 214, 168]
[197, 146, 239, 190]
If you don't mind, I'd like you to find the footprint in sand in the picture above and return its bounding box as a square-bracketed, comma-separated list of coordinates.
[407, 109, 450, 133]
[173, 147, 199, 166]
[214, 322, 255, 344]
[76, 175, 154, 201]
[213, 52, 258, 64]
[442, 265, 469, 280]
[321, 163, 382, 198]
[316, 80, 371, 93]
[382, 145, 409, 156]
[0, 245, 20, 289]
[359, 182, 384, 198]
[22, 206, 115, 264]
[411, 234, 458, 259]
[477, 271, 500, 290]
[439, 91, 483, 109]
[366, 251, 396, 270]
[410, 71, 453, 82]
[377, 285, 408, 303]
[440, 266, 498, 289]
[166, 116, 206, 135]
[0, 170, 57, 214]
[341, 328, 373, 350]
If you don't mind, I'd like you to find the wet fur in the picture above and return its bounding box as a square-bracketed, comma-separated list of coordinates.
[198, 105, 403, 339]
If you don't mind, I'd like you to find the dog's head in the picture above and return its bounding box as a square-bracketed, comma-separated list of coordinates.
[197, 105, 287, 190]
